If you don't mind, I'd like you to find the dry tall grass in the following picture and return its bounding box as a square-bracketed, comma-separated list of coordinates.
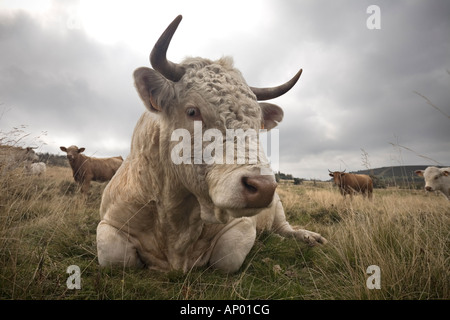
[0, 166, 448, 300]
[0, 164, 101, 299]
[277, 182, 449, 299]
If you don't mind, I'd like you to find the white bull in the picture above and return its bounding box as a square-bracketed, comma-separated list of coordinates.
[415, 166, 450, 200]
[24, 161, 47, 176]
[96, 15, 326, 273]
[0, 146, 39, 174]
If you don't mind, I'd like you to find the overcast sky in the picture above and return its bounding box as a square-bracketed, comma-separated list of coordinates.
[1, 0, 449, 180]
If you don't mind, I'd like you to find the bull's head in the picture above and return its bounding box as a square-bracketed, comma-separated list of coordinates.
[133, 15, 302, 223]
[60, 145, 85, 163]
[328, 169, 346, 185]
[24, 147, 39, 162]
[415, 167, 450, 193]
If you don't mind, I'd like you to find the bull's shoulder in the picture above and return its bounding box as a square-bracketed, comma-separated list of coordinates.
[131, 112, 160, 144]
[101, 154, 163, 206]
[130, 112, 161, 162]
[354, 174, 373, 180]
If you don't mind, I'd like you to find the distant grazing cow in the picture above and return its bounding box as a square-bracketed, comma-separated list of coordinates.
[20, 147, 40, 163]
[329, 170, 373, 200]
[60, 145, 123, 194]
[96, 15, 326, 273]
[24, 162, 47, 176]
[0, 146, 39, 173]
[8, 146, 39, 162]
[415, 166, 450, 200]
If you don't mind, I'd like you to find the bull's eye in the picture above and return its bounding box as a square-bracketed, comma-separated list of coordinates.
[186, 107, 201, 119]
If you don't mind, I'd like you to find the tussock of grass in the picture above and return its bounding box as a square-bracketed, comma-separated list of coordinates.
[0, 166, 448, 300]
[300, 189, 449, 299]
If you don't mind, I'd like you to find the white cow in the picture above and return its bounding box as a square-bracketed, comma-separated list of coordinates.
[24, 162, 47, 176]
[0, 146, 39, 174]
[97, 15, 326, 273]
[415, 166, 450, 200]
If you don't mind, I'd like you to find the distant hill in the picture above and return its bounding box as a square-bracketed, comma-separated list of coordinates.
[352, 165, 444, 177]
[37, 152, 69, 167]
[0, 144, 69, 168]
[350, 165, 449, 189]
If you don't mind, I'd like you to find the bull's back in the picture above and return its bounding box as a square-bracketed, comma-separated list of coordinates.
[90, 158, 123, 182]
[343, 174, 372, 191]
[354, 174, 372, 191]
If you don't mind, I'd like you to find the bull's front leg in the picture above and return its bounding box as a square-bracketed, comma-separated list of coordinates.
[80, 177, 92, 194]
[96, 221, 144, 268]
[270, 194, 327, 246]
[209, 217, 256, 273]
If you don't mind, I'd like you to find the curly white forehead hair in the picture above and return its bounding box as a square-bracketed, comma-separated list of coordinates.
[180, 56, 261, 131]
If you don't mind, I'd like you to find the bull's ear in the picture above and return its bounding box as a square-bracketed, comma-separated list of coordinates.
[78, 148, 85, 153]
[442, 170, 449, 177]
[329, 173, 334, 177]
[60, 146, 67, 152]
[134, 67, 173, 113]
[259, 102, 284, 130]
[415, 170, 424, 177]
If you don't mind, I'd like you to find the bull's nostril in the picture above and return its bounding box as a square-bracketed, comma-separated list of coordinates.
[242, 177, 258, 193]
[241, 175, 277, 208]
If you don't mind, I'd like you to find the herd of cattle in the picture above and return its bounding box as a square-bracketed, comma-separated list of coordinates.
[1, 16, 448, 273]
[3, 145, 448, 201]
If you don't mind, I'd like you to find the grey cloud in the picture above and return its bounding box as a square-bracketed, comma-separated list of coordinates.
[0, 1, 449, 180]
[0, 9, 143, 157]
[264, 0, 450, 179]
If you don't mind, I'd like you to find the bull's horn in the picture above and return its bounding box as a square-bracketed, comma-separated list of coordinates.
[150, 15, 186, 82]
[328, 169, 332, 173]
[250, 69, 302, 101]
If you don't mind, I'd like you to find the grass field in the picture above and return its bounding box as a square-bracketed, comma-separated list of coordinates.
[0, 165, 448, 300]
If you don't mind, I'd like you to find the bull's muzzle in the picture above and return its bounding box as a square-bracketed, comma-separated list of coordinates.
[241, 175, 277, 208]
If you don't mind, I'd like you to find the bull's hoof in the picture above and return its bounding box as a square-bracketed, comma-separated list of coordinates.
[298, 230, 327, 246]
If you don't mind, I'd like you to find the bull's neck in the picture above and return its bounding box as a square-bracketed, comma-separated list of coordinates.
[159, 132, 199, 218]
[124, 112, 213, 269]
[130, 113, 200, 221]
[70, 154, 87, 171]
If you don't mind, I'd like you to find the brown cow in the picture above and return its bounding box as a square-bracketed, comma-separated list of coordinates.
[328, 170, 373, 200]
[60, 145, 123, 194]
